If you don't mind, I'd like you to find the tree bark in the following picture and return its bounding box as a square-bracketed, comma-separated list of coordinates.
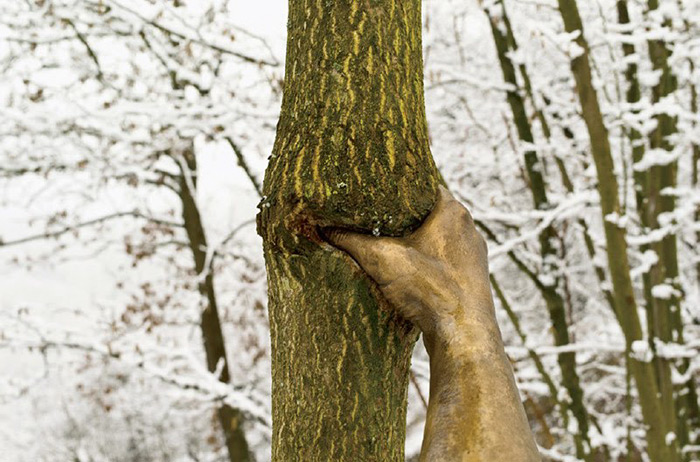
[555, 1, 680, 461]
[686, 33, 700, 453]
[643, 3, 687, 450]
[258, 2, 440, 460]
[617, 0, 658, 346]
[175, 144, 252, 462]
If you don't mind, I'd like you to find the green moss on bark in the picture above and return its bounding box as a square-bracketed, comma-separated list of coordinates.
[258, 1, 440, 460]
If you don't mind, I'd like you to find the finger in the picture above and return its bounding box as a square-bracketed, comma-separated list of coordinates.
[323, 228, 407, 283]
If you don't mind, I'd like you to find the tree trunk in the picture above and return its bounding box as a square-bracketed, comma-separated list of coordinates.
[257, 2, 440, 461]
[617, 0, 658, 354]
[484, 4, 592, 459]
[555, 1, 680, 461]
[687, 45, 700, 454]
[175, 144, 252, 462]
[643, 2, 686, 450]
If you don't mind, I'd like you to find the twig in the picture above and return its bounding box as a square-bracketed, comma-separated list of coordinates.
[0, 211, 183, 248]
[409, 370, 428, 410]
[103, 0, 278, 66]
[62, 17, 104, 81]
[225, 137, 263, 198]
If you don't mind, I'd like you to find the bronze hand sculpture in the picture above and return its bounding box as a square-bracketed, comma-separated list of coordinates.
[327, 186, 541, 462]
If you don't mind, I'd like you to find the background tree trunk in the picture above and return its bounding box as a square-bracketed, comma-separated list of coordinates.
[483, 5, 593, 458]
[258, 1, 440, 461]
[175, 144, 251, 462]
[556, 1, 680, 461]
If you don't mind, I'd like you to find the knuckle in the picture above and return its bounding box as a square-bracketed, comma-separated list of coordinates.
[447, 201, 474, 230]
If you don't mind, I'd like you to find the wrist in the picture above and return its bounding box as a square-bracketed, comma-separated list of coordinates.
[422, 297, 504, 364]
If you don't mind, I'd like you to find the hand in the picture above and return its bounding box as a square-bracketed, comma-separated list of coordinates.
[326, 186, 541, 462]
[325, 186, 493, 349]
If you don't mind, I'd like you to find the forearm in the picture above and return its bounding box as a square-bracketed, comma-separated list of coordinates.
[419, 297, 541, 462]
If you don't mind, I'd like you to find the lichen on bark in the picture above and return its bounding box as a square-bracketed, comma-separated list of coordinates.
[257, 1, 440, 460]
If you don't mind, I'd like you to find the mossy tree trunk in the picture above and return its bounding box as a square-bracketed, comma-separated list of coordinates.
[257, 2, 440, 460]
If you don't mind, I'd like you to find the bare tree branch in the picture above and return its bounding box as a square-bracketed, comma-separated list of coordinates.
[225, 137, 263, 198]
[0, 211, 183, 248]
[102, 0, 279, 67]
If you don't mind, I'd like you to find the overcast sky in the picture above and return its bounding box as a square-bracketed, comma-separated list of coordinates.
[232, 1, 288, 56]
